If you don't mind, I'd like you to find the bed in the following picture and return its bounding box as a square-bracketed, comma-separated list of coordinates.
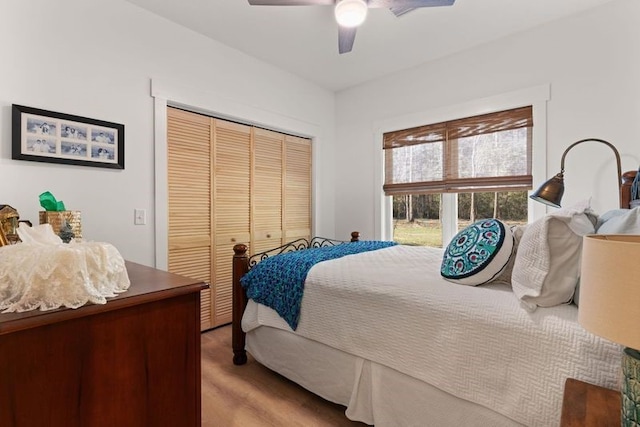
[231, 170, 638, 427]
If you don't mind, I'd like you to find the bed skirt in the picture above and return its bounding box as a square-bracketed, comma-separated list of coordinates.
[246, 325, 523, 427]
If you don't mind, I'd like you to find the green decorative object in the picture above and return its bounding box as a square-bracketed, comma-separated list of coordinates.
[622, 348, 640, 426]
[39, 191, 66, 212]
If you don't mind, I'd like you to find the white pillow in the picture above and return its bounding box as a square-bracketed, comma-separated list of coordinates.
[596, 207, 640, 234]
[511, 200, 596, 311]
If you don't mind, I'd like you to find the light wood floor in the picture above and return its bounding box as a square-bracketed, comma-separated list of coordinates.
[201, 325, 369, 427]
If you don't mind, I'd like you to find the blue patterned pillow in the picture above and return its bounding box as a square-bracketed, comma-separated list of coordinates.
[440, 219, 514, 286]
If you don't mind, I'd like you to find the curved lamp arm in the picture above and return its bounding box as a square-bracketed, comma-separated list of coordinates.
[530, 138, 622, 208]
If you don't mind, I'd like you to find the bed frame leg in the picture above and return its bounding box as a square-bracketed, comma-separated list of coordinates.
[232, 243, 249, 365]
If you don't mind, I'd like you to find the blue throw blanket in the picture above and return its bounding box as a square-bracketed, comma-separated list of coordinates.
[241, 240, 396, 330]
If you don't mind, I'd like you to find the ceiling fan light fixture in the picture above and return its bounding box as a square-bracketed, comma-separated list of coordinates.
[334, 0, 368, 28]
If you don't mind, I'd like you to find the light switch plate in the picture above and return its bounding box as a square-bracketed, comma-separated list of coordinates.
[134, 209, 146, 225]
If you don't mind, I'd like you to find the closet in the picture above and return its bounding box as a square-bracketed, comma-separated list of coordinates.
[167, 107, 311, 330]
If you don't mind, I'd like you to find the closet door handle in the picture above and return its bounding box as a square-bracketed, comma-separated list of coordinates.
[266, 234, 271, 238]
[230, 238, 236, 242]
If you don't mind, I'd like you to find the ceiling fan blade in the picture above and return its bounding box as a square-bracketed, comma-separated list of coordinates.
[389, 6, 415, 16]
[368, 0, 455, 8]
[338, 26, 357, 54]
[248, 0, 333, 5]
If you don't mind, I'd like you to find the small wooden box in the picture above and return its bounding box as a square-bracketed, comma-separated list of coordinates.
[39, 211, 82, 239]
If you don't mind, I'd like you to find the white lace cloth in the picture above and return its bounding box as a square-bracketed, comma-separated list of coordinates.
[0, 224, 130, 312]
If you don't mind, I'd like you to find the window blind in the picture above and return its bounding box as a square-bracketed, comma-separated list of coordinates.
[383, 106, 533, 196]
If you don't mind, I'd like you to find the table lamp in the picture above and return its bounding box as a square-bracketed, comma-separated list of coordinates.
[529, 138, 622, 208]
[579, 234, 640, 426]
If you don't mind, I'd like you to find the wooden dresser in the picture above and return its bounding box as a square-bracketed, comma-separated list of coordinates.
[0, 261, 208, 427]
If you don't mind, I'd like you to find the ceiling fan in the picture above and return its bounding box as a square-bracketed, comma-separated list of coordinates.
[247, 0, 456, 54]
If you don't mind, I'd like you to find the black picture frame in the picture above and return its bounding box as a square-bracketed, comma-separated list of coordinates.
[12, 104, 124, 170]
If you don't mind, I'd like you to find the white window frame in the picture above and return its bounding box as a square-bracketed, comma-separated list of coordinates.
[372, 84, 550, 244]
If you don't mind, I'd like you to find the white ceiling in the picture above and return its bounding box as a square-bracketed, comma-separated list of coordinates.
[125, 0, 616, 92]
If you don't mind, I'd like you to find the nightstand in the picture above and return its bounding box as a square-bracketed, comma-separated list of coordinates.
[560, 378, 620, 426]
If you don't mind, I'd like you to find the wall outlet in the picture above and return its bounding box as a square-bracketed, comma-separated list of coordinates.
[134, 209, 146, 225]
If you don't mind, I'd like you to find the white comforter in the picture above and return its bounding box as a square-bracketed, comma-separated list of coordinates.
[243, 245, 621, 426]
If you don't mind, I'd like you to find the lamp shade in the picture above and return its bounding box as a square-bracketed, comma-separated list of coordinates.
[335, 0, 367, 27]
[578, 234, 640, 350]
[529, 173, 564, 208]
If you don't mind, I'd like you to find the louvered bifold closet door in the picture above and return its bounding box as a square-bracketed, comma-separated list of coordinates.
[252, 128, 284, 253]
[213, 119, 251, 327]
[167, 107, 213, 330]
[283, 135, 312, 242]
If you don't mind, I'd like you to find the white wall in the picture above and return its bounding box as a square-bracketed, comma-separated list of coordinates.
[2, 0, 637, 266]
[0, 0, 336, 267]
[334, 0, 640, 240]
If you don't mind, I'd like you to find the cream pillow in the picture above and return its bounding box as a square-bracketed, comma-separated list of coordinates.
[511, 200, 596, 311]
[491, 224, 527, 286]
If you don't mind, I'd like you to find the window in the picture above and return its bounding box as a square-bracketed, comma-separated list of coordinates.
[384, 107, 533, 247]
